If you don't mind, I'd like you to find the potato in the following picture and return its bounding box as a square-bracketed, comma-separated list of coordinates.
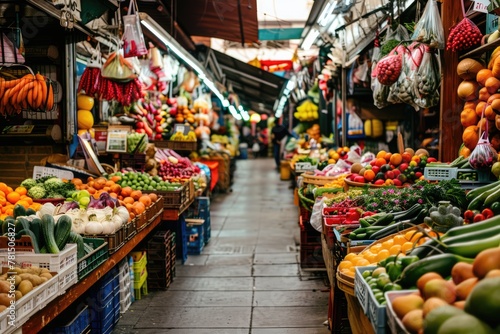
[40, 273, 53, 280]
[0, 293, 11, 307]
[0, 281, 10, 294]
[17, 280, 33, 296]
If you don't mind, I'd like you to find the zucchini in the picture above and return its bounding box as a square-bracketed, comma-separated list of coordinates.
[397, 253, 474, 288]
[29, 218, 44, 251]
[466, 181, 500, 202]
[442, 215, 500, 239]
[54, 215, 72, 251]
[445, 233, 500, 258]
[16, 229, 40, 253]
[482, 185, 500, 209]
[25, 208, 36, 216]
[370, 213, 395, 226]
[13, 204, 26, 218]
[67, 231, 85, 259]
[393, 204, 424, 221]
[467, 184, 500, 211]
[369, 220, 415, 240]
[442, 225, 500, 246]
[41, 214, 60, 254]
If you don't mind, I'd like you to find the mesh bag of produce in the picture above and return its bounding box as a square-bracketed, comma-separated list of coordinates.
[414, 48, 441, 109]
[388, 45, 420, 110]
[470, 106, 498, 170]
[376, 45, 404, 86]
[411, 0, 445, 49]
[446, 17, 482, 52]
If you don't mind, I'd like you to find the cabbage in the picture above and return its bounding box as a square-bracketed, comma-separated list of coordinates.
[20, 178, 37, 190]
[28, 185, 46, 199]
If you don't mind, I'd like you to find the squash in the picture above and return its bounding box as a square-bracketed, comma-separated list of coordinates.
[77, 94, 94, 110]
[13, 204, 26, 219]
[77, 109, 94, 130]
[491, 99, 500, 115]
[462, 125, 480, 151]
[485, 105, 497, 121]
[477, 69, 494, 86]
[457, 58, 485, 80]
[493, 55, 500, 79]
[496, 115, 500, 130]
[41, 214, 59, 254]
[457, 81, 480, 101]
[54, 215, 72, 251]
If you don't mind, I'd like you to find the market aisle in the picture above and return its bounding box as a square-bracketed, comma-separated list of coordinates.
[113, 158, 330, 334]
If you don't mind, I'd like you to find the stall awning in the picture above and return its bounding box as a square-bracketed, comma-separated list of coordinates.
[198, 45, 287, 114]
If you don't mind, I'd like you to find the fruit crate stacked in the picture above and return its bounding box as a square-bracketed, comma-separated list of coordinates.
[87, 226, 125, 254]
[87, 267, 120, 334]
[299, 216, 325, 270]
[185, 196, 211, 244]
[0, 242, 78, 294]
[185, 218, 205, 255]
[0, 268, 59, 334]
[146, 230, 176, 290]
[77, 238, 109, 281]
[131, 251, 148, 300]
[119, 153, 146, 171]
[118, 259, 132, 314]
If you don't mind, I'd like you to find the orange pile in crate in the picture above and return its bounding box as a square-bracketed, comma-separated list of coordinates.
[0, 183, 42, 219]
[338, 229, 432, 278]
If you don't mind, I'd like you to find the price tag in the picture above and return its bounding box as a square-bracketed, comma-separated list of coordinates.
[474, 0, 490, 13]
[174, 124, 190, 135]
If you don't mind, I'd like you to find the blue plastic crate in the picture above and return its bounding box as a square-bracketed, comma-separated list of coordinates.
[204, 216, 211, 244]
[167, 214, 187, 263]
[186, 220, 205, 255]
[50, 305, 90, 334]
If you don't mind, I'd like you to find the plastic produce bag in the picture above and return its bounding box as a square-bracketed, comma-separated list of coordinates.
[101, 49, 138, 82]
[469, 130, 498, 170]
[446, 17, 482, 52]
[411, 0, 445, 49]
[122, 0, 148, 58]
[310, 197, 327, 233]
[415, 48, 441, 109]
[372, 77, 391, 109]
[376, 45, 404, 85]
[388, 45, 420, 109]
[380, 25, 410, 57]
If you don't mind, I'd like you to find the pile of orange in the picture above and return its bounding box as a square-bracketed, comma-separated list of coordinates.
[337, 229, 437, 278]
[72, 177, 158, 221]
[0, 183, 42, 219]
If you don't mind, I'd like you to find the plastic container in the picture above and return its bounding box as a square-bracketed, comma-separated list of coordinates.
[385, 290, 418, 334]
[50, 305, 90, 334]
[354, 266, 377, 315]
[186, 219, 205, 255]
[77, 238, 109, 281]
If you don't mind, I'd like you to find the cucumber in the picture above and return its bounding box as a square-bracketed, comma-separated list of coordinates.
[442, 215, 500, 239]
[67, 232, 85, 259]
[29, 218, 44, 251]
[54, 215, 72, 251]
[446, 233, 500, 258]
[41, 214, 59, 254]
[481, 185, 500, 209]
[370, 213, 395, 226]
[467, 183, 500, 210]
[13, 204, 27, 219]
[466, 181, 500, 201]
[397, 253, 474, 288]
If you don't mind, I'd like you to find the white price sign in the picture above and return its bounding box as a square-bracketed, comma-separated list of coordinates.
[474, 0, 490, 13]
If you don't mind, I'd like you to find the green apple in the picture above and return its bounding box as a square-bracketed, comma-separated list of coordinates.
[79, 196, 90, 207]
[77, 190, 90, 200]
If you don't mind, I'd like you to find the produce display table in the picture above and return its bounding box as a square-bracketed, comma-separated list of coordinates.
[22, 213, 164, 333]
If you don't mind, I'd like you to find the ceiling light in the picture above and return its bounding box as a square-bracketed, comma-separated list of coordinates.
[300, 28, 320, 51]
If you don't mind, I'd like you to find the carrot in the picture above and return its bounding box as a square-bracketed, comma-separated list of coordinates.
[17, 76, 36, 106]
[34, 79, 43, 109]
[8, 79, 26, 107]
[37, 74, 48, 108]
[46, 82, 54, 111]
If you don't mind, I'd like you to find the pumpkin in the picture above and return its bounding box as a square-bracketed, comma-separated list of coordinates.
[491, 99, 500, 115]
[462, 125, 479, 151]
[477, 118, 487, 132]
[490, 132, 500, 151]
[485, 105, 497, 121]
[194, 126, 211, 138]
[457, 81, 480, 101]
[364, 119, 384, 138]
[496, 115, 500, 130]
[460, 108, 479, 127]
[464, 100, 478, 110]
[77, 110, 94, 130]
[477, 69, 494, 86]
[457, 58, 484, 80]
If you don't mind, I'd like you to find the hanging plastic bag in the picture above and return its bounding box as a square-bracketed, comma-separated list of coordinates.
[388, 45, 420, 109]
[372, 78, 391, 109]
[411, 0, 445, 49]
[414, 48, 441, 109]
[470, 106, 498, 170]
[446, 1, 482, 52]
[101, 48, 138, 82]
[380, 24, 410, 57]
[376, 45, 404, 85]
[122, 0, 148, 58]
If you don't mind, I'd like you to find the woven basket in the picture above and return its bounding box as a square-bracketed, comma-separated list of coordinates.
[336, 271, 355, 296]
[302, 172, 349, 186]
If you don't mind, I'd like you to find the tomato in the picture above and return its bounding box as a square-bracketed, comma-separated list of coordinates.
[481, 208, 494, 219]
[464, 210, 475, 221]
[473, 213, 485, 223]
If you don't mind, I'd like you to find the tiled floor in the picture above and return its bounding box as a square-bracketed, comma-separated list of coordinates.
[113, 158, 330, 333]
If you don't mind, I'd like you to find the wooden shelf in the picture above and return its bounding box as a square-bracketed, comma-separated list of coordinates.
[22, 210, 165, 333]
[460, 38, 500, 59]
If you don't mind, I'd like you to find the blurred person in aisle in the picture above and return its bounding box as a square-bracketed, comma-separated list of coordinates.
[259, 127, 269, 157]
[252, 128, 262, 159]
[271, 120, 291, 170]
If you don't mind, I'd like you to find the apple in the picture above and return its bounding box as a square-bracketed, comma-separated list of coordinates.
[349, 173, 359, 181]
[392, 179, 402, 186]
[371, 166, 381, 174]
[415, 171, 423, 178]
[399, 163, 409, 172]
[374, 179, 385, 185]
[354, 175, 366, 183]
[398, 174, 408, 183]
[370, 159, 376, 166]
[427, 157, 438, 163]
[392, 169, 401, 177]
[385, 170, 395, 179]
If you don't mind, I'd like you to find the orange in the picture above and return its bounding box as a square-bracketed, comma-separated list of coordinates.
[0, 197, 6, 206]
[376, 150, 387, 159]
[381, 239, 394, 250]
[0, 183, 9, 194]
[389, 244, 402, 255]
[6, 192, 20, 204]
[105, 180, 115, 187]
[376, 249, 390, 262]
[364, 170, 375, 182]
[121, 186, 133, 197]
[17, 200, 30, 209]
[375, 158, 387, 167]
[344, 253, 358, 262]
[132, 201, 146, 215]
[147, 193, 158, 203]
[139, 195, 152, 208]
[389, 153, 403, 166]
[110, 175, 122, 183]
[393, 235, 407, 246]
[123, 197, 135, 205]
[87, 187, 96, 195]
[338, 261, 353, 271]
[411, 155, 421, 164]
[14, 186, 27, 196]
[93, 177, 107, 190]
[384, 152, 392, 162]
[130, 190, 142, 201]
[356, 259, 371, 267]
[110, 184, 122, 194]
[72, 178, 83, 186]
[21, 196, 33, 205]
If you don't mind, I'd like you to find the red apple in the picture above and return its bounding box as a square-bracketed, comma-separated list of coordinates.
[427, 157, 437, 163]
[399, 163, 409, 172]
[415, 171, 423, 178]
[354, 176, 366, 183]
[371, 166, 381, 174]
[385, 170, 395, 179]
[392, 179, 402, 186]
[374, 179, 385, 185]
[392, 169, 401, 177]
[349, 173, 359, 181]
[370, 159, 377, 166]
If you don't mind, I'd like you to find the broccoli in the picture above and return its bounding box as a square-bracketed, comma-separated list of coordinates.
[43, 178, 76, 198]
[28, 185, 46, 199]
[20, 178, 38, 190]
[44, 178, 64, 192]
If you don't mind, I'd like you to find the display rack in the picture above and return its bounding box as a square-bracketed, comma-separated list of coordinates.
[22, 213, 163, 333]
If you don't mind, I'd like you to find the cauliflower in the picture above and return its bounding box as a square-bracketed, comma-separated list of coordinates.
[28, 185, 46, 199]
[20, 178, 37, 190]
